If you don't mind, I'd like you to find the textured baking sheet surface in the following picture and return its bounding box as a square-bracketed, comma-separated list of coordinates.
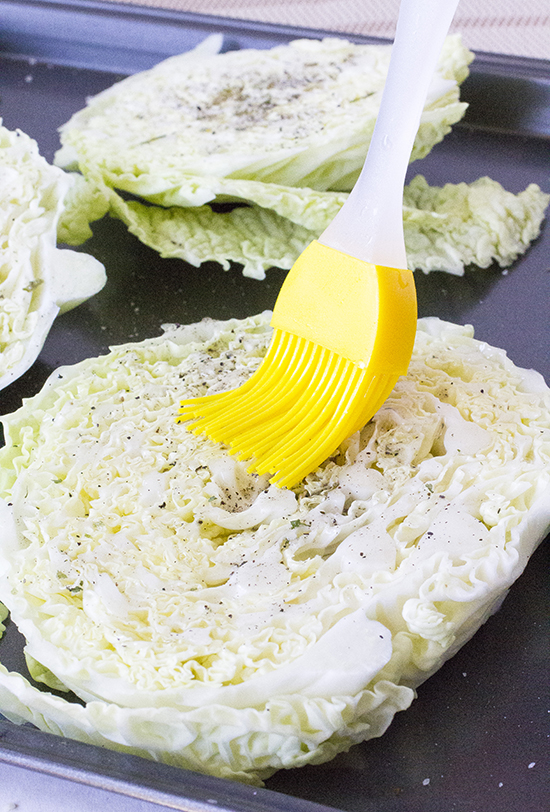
[0, 3, 548, 811]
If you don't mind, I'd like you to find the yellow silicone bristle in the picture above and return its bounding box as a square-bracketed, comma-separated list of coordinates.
[178, 328, 400, 489]
[178, 242, 417, 489]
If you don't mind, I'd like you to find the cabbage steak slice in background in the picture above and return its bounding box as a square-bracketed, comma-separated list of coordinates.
[0, 121, 106, 391]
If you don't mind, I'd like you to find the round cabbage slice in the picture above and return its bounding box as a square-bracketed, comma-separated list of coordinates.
[0, 122, 106, 390]
[0, 315, 549, 784]
[55, 35, 472, 197]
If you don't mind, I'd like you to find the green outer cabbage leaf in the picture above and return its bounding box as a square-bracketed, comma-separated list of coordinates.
[55, 34, 548, 281]
[55, 35, 472, 197]
[0, 315, 549, 784]
[57, 173, 110, 245]
[0, 601, 7, 637]
[61, 172, 549, 279]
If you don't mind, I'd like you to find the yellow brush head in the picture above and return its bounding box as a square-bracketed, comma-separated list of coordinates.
[179, 241, 416, 488]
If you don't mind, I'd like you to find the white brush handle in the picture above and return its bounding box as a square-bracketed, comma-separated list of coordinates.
[319, 0, 461, 269]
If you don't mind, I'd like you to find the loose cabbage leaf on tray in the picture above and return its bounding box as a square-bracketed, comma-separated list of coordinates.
[0, 602, 7, 636]
[0, 315, 549, 784]
[70, 171, 548, 279]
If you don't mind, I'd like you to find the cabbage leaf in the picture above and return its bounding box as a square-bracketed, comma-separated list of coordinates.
[66, 172, 549, 279]
[57, 172, 110, 245]
[0, 602, 7, 637]
[55, 34, 548, 281]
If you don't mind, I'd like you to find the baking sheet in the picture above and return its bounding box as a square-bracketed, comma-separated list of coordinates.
[0, 2, 549, 811]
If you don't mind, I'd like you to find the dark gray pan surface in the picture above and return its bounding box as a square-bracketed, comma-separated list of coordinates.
[0, 3, 548, 811]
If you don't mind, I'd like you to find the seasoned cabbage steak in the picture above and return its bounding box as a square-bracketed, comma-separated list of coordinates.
[0, 315, 549, 784]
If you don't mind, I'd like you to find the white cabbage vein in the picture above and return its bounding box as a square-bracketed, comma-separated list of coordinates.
[0, 315, 549, 783]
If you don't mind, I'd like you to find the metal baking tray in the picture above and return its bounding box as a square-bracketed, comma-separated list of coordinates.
[0, 2, 548, 810]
